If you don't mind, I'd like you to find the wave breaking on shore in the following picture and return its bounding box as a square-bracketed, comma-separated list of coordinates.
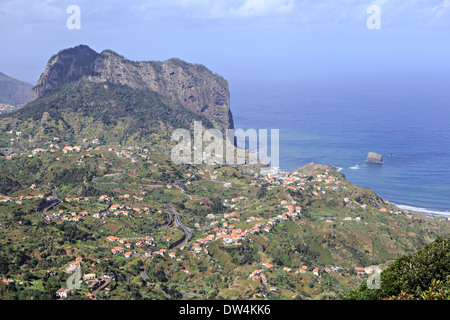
[395, 204, 450, 218]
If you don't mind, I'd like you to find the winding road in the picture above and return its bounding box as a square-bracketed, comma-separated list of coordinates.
[92, 279, 110, 299]
[165, 204, 193, 249]
[156, 211, 173, 231]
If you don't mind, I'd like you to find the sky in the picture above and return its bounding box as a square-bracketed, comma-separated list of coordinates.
[0, 0, 449, 85]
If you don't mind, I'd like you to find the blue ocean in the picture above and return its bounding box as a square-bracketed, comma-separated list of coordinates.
[229, 73, 450, 217]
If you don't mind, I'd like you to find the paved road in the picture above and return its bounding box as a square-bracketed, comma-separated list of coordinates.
[284, 190, 294, 205]
[140, 268, 150, 280]
[166, 204, 193, 249]
[92, 279, 110, 299]
[97, 198, 112, 218]
[156, 211, 173, 230]
[38, 199, 61, 213]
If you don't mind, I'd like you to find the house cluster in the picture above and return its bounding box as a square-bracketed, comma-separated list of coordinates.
[1, 143, 81, 159]
[265, 169, 426, 222]
[354, 266, 382, 276]
[249, 269, 268, 286]
[56, 257, 116, 299]
[107, 235, 155, 258]
[29, 145, 68, 156]
[263, 169, 344, 197]
[62, 146, 82, 153]
[118, 194, 145, 202]
[309, 172, 343, 196]
[248, 264, 347, 289]
[43, 196, 92, 218]
[60, 210, 89, 222]
[43, 209, 89, 223]
[64, 257, 83, 273]
[106, 234, 181, 260]
[223, 197, 248, 209]
[94, 197, 151, 219]
[154, 248, 176, 258]
[344, 198, 369, 210]
[1, 194, 44, 205]
[2, 143, 151, 167]
[0, 103, 18, 114]
[193, 218, 277, 249]
[1, 277, 16, 285]
[42, 197, 96, 222]
[99, 145, 151, 163]
[191, 203, 302, 250]
[39, 189, 156, 225]
[4, 129, 21, 135]
[83, 273, 107, 291]
[2, 152, 22, 159]
[343, 198, 415, 217]
[65, 196, 90, 203]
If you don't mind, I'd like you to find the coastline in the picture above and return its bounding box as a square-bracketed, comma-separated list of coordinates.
[394, 204, 450, 218]
[261, 160, 450, 219]
[243, 131, 450, 220]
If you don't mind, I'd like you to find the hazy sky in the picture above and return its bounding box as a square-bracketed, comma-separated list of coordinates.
[1, 0, 449, 85]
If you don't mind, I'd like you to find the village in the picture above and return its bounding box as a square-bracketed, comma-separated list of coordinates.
[1, 140, 449, 300]
[0, 103, 20, 115]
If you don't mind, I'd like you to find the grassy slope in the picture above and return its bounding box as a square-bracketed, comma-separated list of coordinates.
[0, 147, 448, 300]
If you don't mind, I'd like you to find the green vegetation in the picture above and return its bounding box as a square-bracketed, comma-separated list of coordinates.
[0, 46, 448, 300]
[1, 78, 215, 147]
[343, 236, 450, 300]
[0, 146, 448, 300]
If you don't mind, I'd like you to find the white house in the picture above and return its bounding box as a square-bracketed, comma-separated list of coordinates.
[56, 288, 69, 299]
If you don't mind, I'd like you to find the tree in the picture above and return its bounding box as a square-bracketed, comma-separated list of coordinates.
[211, 197, 225, 213]
[155, 270, 168, 282]
[256, 184, 268, 199]
[342, 237, 450, 300]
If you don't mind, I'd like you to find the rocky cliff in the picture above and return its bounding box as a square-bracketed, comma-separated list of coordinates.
[32, 45, 233, 131]
[0, 72, 32, 106]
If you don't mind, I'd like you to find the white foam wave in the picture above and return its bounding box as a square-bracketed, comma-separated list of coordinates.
[394, 204, 450, 217]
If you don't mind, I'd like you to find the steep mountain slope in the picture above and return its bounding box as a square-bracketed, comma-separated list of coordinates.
[0, 72, 32, 106]
[2, 78, 214, 147]
[32, 45, 233, 131]
[0, 45, 235, 149]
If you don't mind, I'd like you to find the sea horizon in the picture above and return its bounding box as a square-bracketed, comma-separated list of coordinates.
[229, 72, 450, 218]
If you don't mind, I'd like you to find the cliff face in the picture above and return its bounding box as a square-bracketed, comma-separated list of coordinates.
[33, 45, 233, 130]
[0, 72, 32, 106]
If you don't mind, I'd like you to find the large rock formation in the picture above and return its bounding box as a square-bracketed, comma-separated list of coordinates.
[367, 152, 383, 163]
[32, 45, 233, 131]
[0, 72, 32, 106]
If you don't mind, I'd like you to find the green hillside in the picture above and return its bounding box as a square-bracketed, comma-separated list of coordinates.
[0, 46, 448, 301]
[0, 145, 448, 300]
[0, 78, 214, 148]
[343, 236, 450, 300]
